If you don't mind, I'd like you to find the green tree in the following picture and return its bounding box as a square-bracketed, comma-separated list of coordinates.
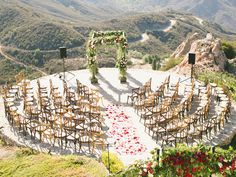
[148, 55, 152, 64]
[33, 48, 44, 66]
[151, 55, 161, 70]
[152, 58, 157, 70]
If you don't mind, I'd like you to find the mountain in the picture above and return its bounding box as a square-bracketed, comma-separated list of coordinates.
[0, 0, 85, 50]
[0, 0, 236, 83]
[28, 0, 235, 32]
[99, 0, 236, 33]
[7, 0, 235, 33]
[16, 0, 125, 22]
[1, 0, 235, 53]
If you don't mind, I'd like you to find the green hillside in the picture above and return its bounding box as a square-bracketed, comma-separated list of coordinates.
[105, 11, 236, 55]
[0, 58, 42, 85]
[1, 1, 236, 84]
[1, 1, 235, 54]
[0, 2, 85, 50]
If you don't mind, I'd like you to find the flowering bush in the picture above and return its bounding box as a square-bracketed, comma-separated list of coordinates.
[158, 144, 214, 177]
[114, 144, 236, 177]
[86, 31, 128, 83]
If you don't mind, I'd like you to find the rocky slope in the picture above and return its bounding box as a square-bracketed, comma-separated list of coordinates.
[171, 33, 228, 75]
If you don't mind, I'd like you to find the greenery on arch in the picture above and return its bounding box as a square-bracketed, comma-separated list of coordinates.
[86, 31, 128, 83]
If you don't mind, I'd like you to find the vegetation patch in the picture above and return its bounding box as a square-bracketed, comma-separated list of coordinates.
[101, 151, 125, 174]
[114, 144, 236, 177]
[197, 71, 236, 149]
[160, 57, 183, 71]
[197, 71, 236, 101]
[0, 138, 6, 147]
[0, 59, 42, 85]
[222, 41, 236, 59]
[0, 149, 108, 177]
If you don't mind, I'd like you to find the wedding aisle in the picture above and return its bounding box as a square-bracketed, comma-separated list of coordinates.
[105, 105, 158, 165]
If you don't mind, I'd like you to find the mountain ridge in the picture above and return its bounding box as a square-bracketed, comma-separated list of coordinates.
[46, 0, 236, 32]
[0, 0, 236, 84]
[0, 0, 235, 54]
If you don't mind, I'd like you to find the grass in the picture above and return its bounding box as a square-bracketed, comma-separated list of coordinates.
[160, 57, 183, 71]
[222, 135, 236, 150]
[0, 148, 108, 177]
[197, 71, 236, 150]
[0, 139, 6, 147]
[197, 71, 236, 101]
[101, 151, 125, 174]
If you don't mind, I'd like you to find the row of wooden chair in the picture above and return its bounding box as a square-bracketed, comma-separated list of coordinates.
[128, 76, 232, 147]
[2, 78, 107, 154]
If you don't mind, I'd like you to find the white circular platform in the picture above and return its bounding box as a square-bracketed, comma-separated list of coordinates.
[0, 68, 236, 165]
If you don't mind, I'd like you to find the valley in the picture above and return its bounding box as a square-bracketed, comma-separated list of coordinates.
[1, 1, 236, 84]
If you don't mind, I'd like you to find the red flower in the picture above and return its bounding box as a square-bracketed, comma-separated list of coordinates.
[149, 168, 154, 174]
[219, 167, 223, 173]
[232, 160, 235, 171]
[184, 172, 192, 177]
[177, 168, 182, 176]
[147, 162, 152, 169]
[141, 171, 148, 177]
[219, 156, 224, 162]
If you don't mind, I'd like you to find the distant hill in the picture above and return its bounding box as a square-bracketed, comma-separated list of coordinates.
[0, 0, 236, 84]
[17, 0, 125, 22]
[1, 0, 235, 52]
[99, 0, 236, 33]
[0, 0, 235, 60]
[33, 0, 235, 33]
[0, 0, 85, 50]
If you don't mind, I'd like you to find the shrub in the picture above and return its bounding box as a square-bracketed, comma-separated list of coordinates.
[156, 62, 161, 70]
[142, 54, 150, 63]
[0, 134, 9, 147]
[160, 57, 183, 71]
[112, 161, 143, 177]
[127, 60, 133, 66]
[222, 42, 236, 59]
[16, 148, 38, 158]
[0, 139, 6, 147]
[127, 50, 143, 59]
[152, 58, 157, 70]
[148, 56, 153, 64]
[101, 151, 125, 174]
[143, 55, 161, 66]
[224, 60, 236, 73]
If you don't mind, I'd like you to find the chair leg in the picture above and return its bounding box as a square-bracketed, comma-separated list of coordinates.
[88, 142, 90, 152]
[74, 141, 77, 153]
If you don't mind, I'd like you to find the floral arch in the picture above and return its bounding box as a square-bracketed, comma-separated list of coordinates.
[86, 31, 128, 83]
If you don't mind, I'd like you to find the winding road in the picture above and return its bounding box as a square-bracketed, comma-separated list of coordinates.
[0, 45, 47, 76]
[140, 19, 177, 43]
[193, 16, 204, 26]
[162, 19, 177, 32]
[140, 33, 150, 43]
